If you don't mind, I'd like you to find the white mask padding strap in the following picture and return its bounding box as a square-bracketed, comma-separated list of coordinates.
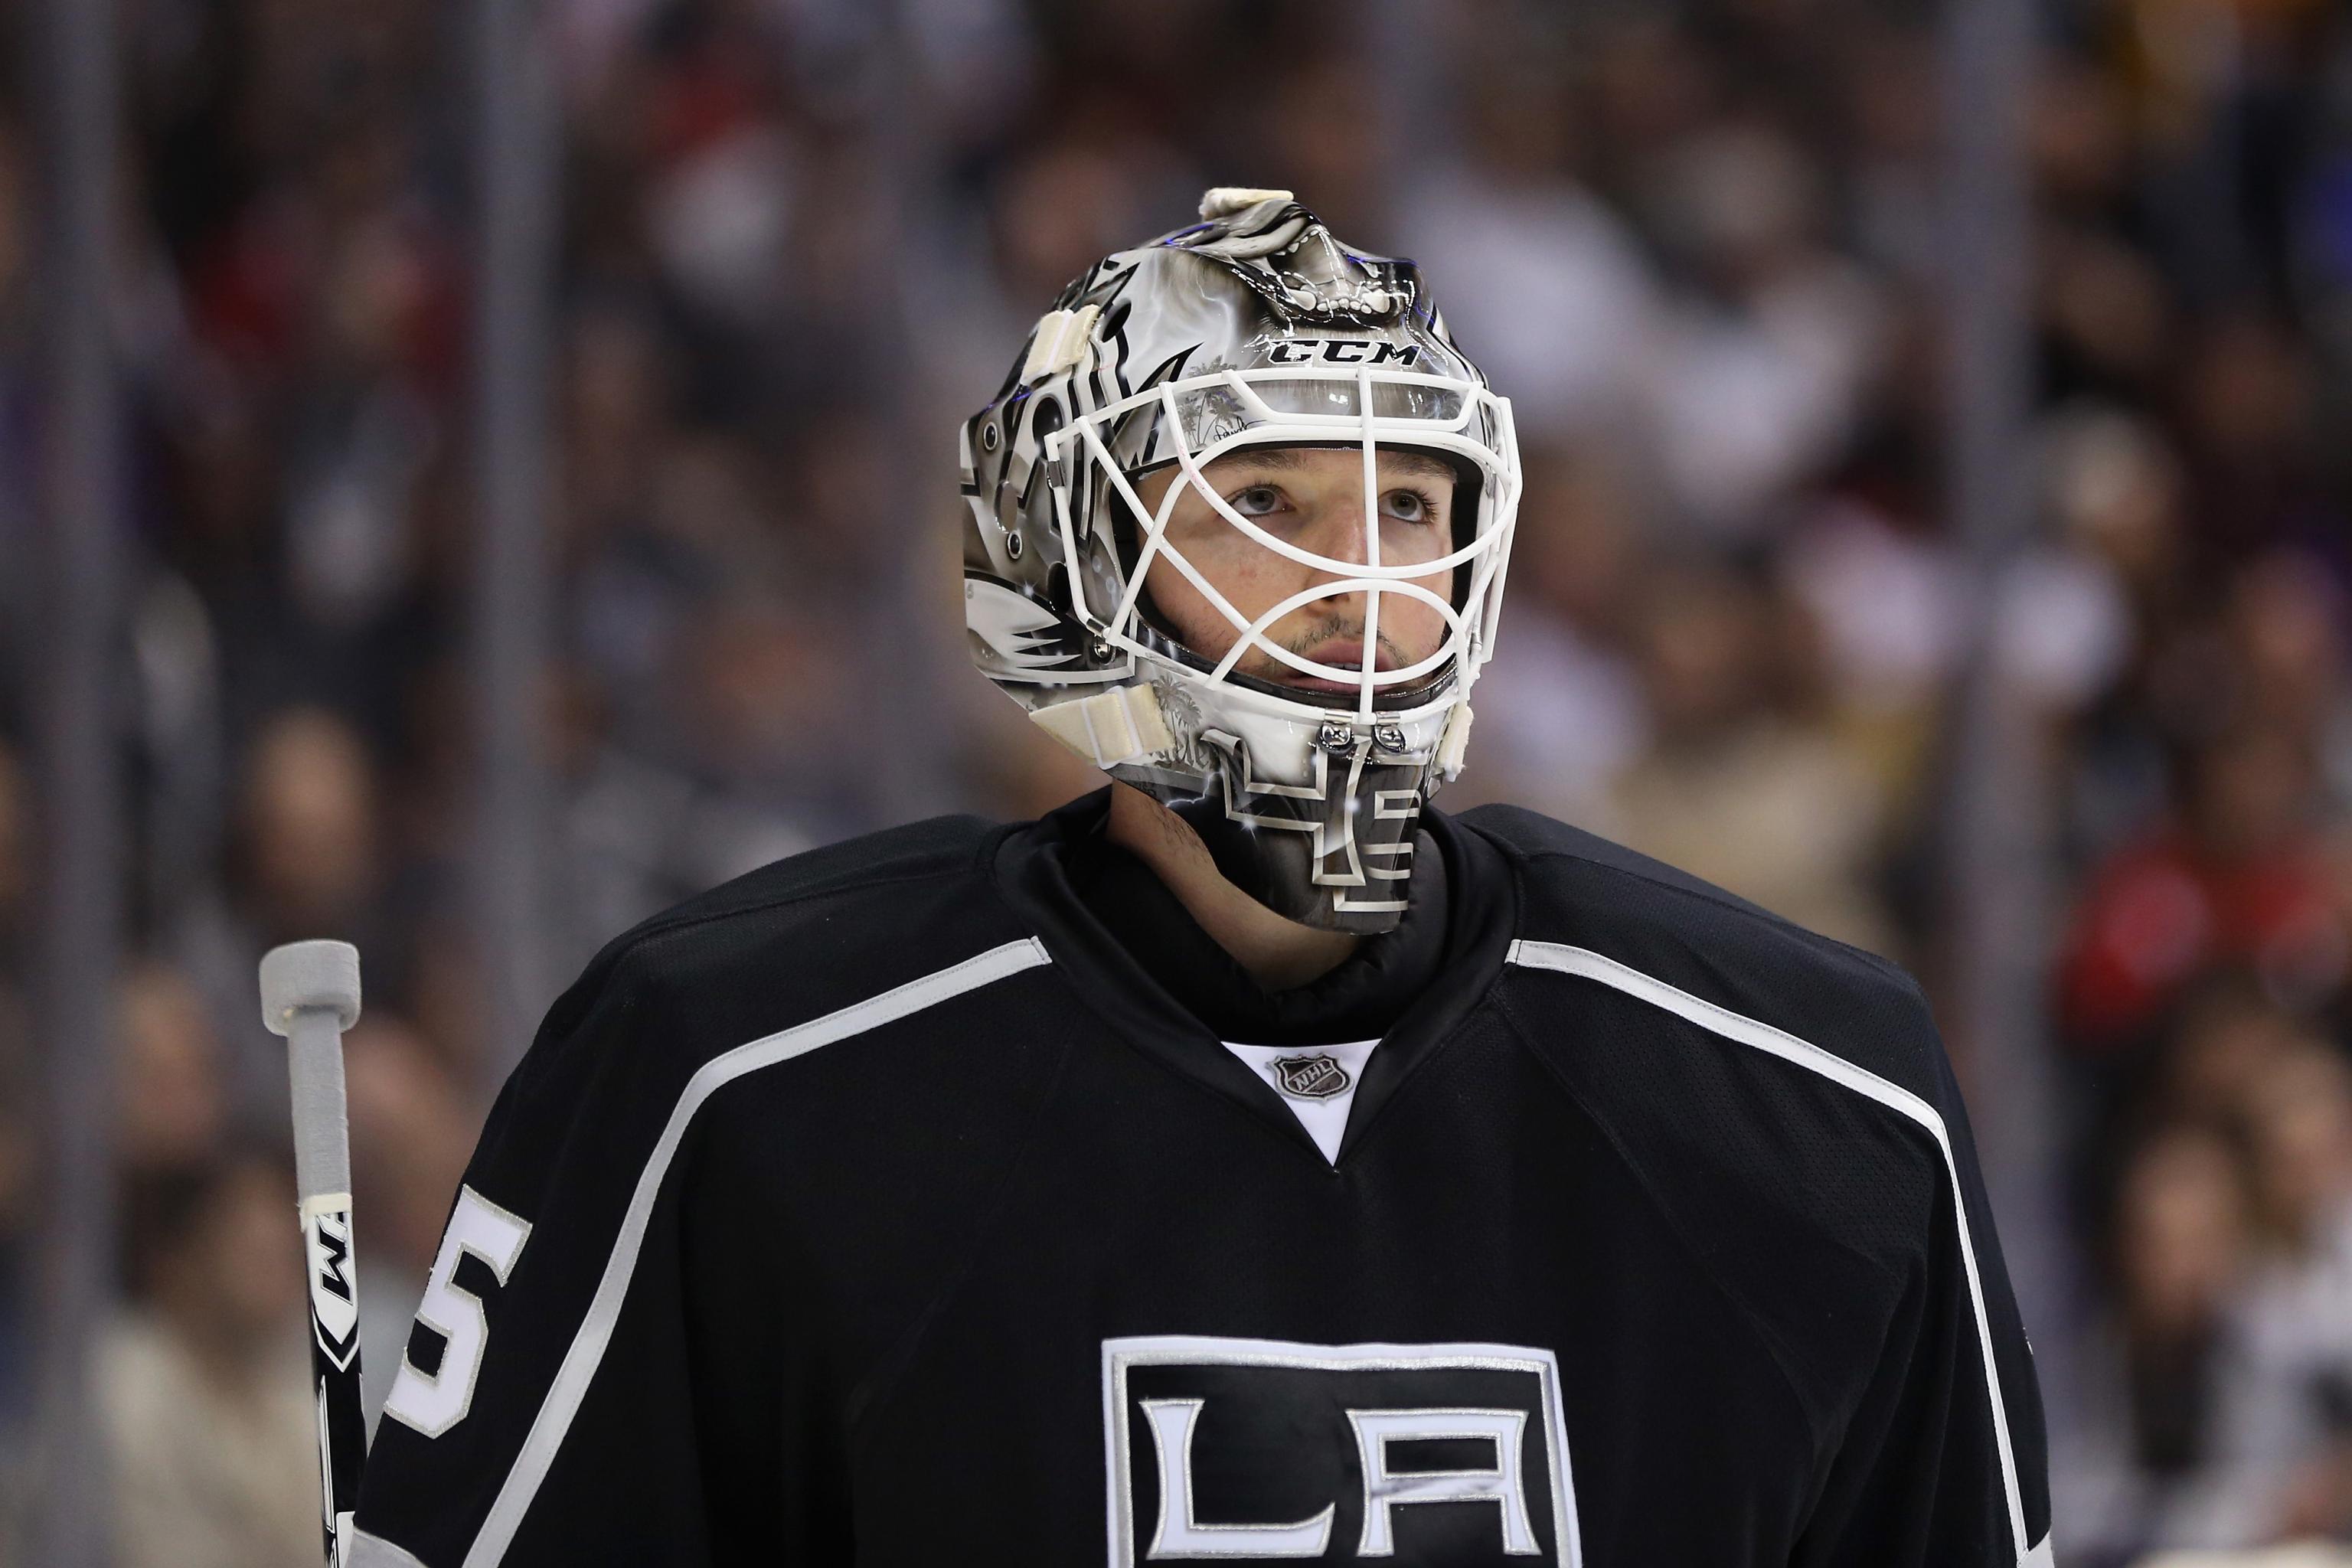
[1437, 702, 1475, 780]
[1199, 186, 1294, 219]
[1030, 684, 1175, 769]
[1022, 304, 1100, 382]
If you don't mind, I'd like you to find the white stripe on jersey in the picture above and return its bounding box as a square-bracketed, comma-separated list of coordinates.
[462, 937, 1054, 1567]
[1506, 939, 2034, 1566]
[349, 1526, 431, 1567]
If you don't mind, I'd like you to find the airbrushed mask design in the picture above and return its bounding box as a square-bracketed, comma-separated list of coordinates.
[960, 188, 1522, 932]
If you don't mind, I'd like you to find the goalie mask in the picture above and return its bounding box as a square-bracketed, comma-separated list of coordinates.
[961, 188, 1521, 933]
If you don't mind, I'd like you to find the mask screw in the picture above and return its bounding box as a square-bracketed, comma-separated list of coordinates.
[980, 423, 1000, 452]
[1089, 637, 1114, 663]
[1373, 722, 1407, 753]
[1316, 719, 1355, 754]
[1005, 530, 1024, 560]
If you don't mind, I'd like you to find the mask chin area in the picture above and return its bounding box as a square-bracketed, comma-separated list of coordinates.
[1167, 753, 1427, 937]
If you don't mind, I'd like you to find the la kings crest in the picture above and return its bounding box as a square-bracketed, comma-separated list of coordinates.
[1102, 1336, 1583, 1565]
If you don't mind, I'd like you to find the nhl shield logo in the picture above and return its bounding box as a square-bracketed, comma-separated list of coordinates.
[1269, 1053, 1350, 1100]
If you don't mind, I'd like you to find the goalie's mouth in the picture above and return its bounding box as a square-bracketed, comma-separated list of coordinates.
[1270, 637, 1400, 696]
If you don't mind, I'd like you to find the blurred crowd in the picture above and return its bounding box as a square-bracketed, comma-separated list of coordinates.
[3, 0, 2352, 1560]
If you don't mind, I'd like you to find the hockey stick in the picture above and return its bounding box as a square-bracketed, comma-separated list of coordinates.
[260, 940, 368, 1568]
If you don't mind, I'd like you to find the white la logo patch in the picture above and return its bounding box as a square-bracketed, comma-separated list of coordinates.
[1102, 1335, 1583, 1566]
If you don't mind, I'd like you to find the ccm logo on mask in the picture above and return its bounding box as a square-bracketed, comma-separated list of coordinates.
[1102, 1335, 1583, 1566]
[1265, 340, 1422, 366]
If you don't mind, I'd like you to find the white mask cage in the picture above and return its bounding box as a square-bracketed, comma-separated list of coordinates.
[1041, 363, 1522, 728]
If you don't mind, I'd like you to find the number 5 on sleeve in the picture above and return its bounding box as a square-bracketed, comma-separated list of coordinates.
[384, 1186, 533, 1439]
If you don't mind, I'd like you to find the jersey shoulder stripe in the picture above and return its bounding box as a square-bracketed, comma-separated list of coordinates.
[508, 812, 1021, 1098]
[461, 937, 1050, 1568]
[1461, 803, 1941, 1104]
[555, 812, 1006, 1011]
[609, 812, 1003, 941]
[1506, 940, 2047, 1567]
[1460, 802, 1919, 999]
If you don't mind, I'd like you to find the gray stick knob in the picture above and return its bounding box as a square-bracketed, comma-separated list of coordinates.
[261, 940, 362, 1207]
[260, 940, 362, 1034]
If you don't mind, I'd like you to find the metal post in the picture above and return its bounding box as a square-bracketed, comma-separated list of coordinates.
[30, 0, 122, 1555]
[868, 0, 956, 826]
[1366, 0, 1446, 237]
[472, 0, 558, 1080]
[1940, 0, 2069, 1360]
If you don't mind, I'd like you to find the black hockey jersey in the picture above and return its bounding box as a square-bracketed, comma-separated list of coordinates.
[349, 792, 2054, 1566]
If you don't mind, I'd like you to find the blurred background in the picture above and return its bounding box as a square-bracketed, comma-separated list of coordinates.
[3, 0, 2352, 1562]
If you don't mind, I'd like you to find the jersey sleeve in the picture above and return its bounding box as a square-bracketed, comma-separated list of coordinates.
[1794, 1032, 2055, 1568]
[349, 949, 837, 1568]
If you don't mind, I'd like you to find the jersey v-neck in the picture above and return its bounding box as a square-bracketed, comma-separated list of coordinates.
[990, 789, 1518, 1167]
[1221, 1037, 1379, 1164]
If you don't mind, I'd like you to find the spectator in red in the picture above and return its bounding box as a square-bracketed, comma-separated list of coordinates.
[2057, 722, 2349, 1057]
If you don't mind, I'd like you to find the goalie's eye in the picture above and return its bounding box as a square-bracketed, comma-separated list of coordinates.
[1228, 485, 1286, 518]
[1382, 487, 1435, 524]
